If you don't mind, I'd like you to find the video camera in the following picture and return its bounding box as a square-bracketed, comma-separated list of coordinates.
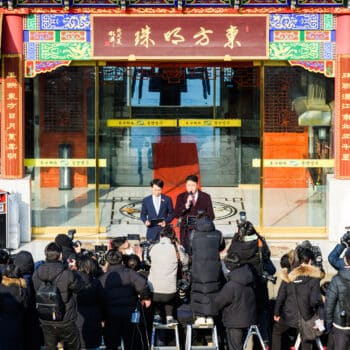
[299, 240, 323, 270]
[94, 244, 108, 266]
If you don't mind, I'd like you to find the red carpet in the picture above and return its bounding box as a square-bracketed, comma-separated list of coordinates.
[152, 137, 200, 235]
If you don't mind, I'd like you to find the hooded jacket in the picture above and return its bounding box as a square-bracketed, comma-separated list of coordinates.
[190, 217, 225, 316]
[99, 264, 151, 318]
[212, 264, 256, 328]
[274, 264, 324, 328]
[325, 267, 350, 328]
[32, 260, 83, 325]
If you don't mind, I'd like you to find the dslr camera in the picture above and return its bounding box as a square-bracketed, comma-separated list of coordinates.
[341, 227, 350, 247]
[94, 244, 108, 266]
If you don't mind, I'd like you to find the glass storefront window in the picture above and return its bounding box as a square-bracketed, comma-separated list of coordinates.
[263, 66, 334, 228]
[24, 63, 333, 233]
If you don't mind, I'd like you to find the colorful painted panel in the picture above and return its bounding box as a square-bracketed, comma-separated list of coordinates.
[17, 0, 64, 7]
[270, 42, 335, 60]
[270, 14, 335, 30]
[240, 0, 290, 7]
[71, 0, 119, 6]
[289, 60, 335, 77]
[25, 60, 71, 78]
[127, 0, 176, 6]
[182, 0, 231, 7]
[269, 14, 336, 61]
[24, 42, 91, 60]
[23, 14, 91, 30]
[296, 0, 344, 7]
[92, 15, 268, 59]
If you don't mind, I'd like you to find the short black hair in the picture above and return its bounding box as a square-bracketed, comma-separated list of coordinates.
[77, 255, 98, 276]
[124, 254, 141, 271]
[111, 237, 127, 251]
[45, 242, 62, 262]
[150, 178, 164, 188]
[185, 174, 198, 183]
[298, 247, 315, 264]
[160, 225, 176, 240]
[4, 264, 21, 279]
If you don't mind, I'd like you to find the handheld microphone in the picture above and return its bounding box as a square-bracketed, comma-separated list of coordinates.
[188, 191, 193, 205]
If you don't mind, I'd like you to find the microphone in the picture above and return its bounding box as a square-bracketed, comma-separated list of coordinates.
[188, 191, 193, 205]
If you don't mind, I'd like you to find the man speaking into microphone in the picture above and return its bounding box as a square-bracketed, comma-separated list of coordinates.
[174, 174, 215, 252]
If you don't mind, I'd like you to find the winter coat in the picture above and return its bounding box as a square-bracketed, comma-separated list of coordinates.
[0, 275, 28, 350]
[99, 264, 151, 318]
[32, 260, 83, 325]
[274, 264, 324, 328]
[328, 243, 346, 271]
[212, 264, 256, 329]
[76, 271, 104, 349]
[148, 237, 189, 294]
[325, 267, 350, 328]
[190, 217, 225, 316]
[227, 234, 274, 310]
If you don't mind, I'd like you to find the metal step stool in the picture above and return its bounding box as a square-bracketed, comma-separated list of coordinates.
[185, 323, 219, 350]
[291, 333, 324, 350]
[243, 325, 268, 350]
[151, 322, 180, 350]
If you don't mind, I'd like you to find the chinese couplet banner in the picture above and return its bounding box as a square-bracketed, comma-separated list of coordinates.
[336, 55, 350, 179]
[92, 15, 268, 60]
[1, 55, 24, 178]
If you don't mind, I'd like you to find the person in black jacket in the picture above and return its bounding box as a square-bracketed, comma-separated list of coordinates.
[0, 264, 29, 350]
[14, 250, 42, 350]
[325, 248, 350, 350]
[226, 220, 275, 348]
[76, 255, 104, 350]
[272, 248, 324, 350]
[99, 249, 152, 350]
[190, 214, 225, 325]
[32, 242, 83, 350]
[212, 253, 256, 350]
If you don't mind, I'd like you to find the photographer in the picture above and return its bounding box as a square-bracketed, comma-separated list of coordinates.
[226, 217, 275, 348]
[148, 225, 189, 324]
[328, 229, 350, 271]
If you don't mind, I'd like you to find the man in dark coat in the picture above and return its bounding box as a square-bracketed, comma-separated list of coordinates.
[174, 174, 215, 251]
[140, 178, 174, 242]
[99, 250, 152, 350]
[33, 242, 83, 350]
[190, 215, 225, 325]
[325, 248, 350, 350]
[272, 248, 324, 350]
[212, 254, 257, 350]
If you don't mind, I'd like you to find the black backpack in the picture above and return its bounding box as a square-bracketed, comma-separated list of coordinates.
[36, 271, 65, 322]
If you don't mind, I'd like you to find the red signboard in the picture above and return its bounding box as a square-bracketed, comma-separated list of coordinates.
[1, 55, 23, 178]
[336, 55, 350, 179]
[92, 15, 268, 60]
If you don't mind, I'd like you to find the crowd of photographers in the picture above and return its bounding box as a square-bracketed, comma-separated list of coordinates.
[2, 218, 350, 350]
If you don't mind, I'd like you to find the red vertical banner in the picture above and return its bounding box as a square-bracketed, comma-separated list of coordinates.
[1, 55, 24, 178]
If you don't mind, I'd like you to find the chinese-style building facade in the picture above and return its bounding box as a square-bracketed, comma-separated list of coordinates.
[1, 0, 350, 243]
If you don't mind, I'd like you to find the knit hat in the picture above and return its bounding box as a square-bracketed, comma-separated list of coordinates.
[14, 250, 34, 275]
[55, 234, 73, 248]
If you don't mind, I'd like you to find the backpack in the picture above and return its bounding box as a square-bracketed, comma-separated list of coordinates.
[36, 271, 65, 322]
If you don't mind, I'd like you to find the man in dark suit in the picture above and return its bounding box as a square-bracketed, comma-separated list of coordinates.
[174, 174, 215, 251]
[141, 178, 174, 242]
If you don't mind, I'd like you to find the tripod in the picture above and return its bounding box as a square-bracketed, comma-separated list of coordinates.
[243, 325, 268, 350]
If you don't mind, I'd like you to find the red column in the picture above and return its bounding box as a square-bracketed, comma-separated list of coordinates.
[1, 15, 24, 178]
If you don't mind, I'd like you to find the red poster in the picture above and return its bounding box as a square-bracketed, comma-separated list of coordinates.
[92, 15, 268, 60]
[335, 55, 350, 179]
[1, 55, 23, 178]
